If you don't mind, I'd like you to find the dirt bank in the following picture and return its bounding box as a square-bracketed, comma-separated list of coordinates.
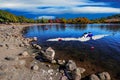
[0, 23, 62, 80]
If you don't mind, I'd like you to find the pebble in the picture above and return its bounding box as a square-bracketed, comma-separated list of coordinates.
[57, 60, 66, 65]
[0, 64, 7, 71]
[51, 60, 57, 64]
[48, 69, 54, 75]
[4, 57, 14, 61]
[19, 51, 29, 57]
[19, 60, 26, 66]
[31, 65, 39, 70]
[33, 37, 37, 41]
[46, 64, 51, 68]
[0, 43, 4, 47]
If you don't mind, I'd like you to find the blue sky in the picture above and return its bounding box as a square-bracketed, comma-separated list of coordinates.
[0, 0, 120, 19]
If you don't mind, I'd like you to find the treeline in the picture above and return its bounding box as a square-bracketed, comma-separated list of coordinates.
[0, 10, 90, 24]
[36, 17, 90, 24]
[0, 10, 120, 24]
[0, 10, 35, 23]
[91, 14, 120, 23]
[27, 14, 120, 24]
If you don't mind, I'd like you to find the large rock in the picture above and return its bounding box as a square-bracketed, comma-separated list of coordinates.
[66, 60, 77, 71]
[90, 74, 100, 80]
[98, 72, 111, 80]
[72, 68, 81, 80]
[72, 67, 86, 80]
[42, 47, 55, 62]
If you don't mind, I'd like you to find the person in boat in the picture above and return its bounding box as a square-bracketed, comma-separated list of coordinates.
[87, 32, 93, 38]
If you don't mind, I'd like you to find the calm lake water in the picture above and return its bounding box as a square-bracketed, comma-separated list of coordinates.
[24, 24, 120, 61]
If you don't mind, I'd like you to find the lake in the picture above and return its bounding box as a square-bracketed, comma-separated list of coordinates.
[23, 24, 120, 79]
[23, 24, 120, 60]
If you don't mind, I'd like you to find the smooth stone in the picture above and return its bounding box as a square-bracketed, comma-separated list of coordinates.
[48, 69, 54, 75]
[98, 72, 111, 80]
[66, 60, 77, 71]
[60, 75, 68, 80]
[51, 60, 57, 64]
[90, 74, 100, 80]
[58, 60, 66, 65]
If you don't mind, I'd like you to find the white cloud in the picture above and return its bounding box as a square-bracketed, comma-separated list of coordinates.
[37, 16, 55, 19]
[71, 6, 120, 13]
[0, 0, 120, 14]
[0, 0, 106, 8]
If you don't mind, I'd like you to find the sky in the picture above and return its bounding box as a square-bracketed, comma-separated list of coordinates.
[0, 0, 120, 19]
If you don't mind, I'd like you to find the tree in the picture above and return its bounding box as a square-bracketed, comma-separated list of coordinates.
[60, 18, 67, 23]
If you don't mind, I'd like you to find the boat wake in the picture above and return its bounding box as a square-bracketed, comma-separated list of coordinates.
[47, 34, 110, 42]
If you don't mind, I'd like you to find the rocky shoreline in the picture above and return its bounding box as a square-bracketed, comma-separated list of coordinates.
[0, 23, 111, 80]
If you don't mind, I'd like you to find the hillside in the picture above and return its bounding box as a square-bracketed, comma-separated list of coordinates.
[0, 10, 34, 23]
[105, 14, 120, 23]
[92, 14, 120, 23]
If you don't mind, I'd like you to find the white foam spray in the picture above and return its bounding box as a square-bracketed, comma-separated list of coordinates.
[47, 34, 110, 42]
